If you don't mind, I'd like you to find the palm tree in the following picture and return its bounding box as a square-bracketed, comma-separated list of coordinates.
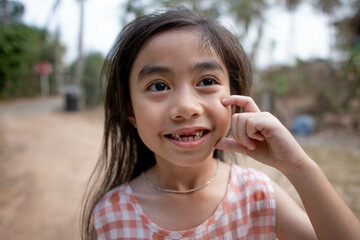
[122, 0, 268, 65]
[74, 0, 85, 93]
[45, 0, 63, 94]
[1, 0, 24, 27]
[2, 0, 8, 26]
[48, 0, 85, 109]
[46, 0, 85, 109]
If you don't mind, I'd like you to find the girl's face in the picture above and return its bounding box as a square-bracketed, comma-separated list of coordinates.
[129, 29, 231, 167]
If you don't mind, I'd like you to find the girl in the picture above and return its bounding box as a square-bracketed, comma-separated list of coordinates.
[81, 7, 360, 240]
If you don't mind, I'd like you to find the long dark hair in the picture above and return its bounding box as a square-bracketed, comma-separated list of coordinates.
[81, 7, 252, 239]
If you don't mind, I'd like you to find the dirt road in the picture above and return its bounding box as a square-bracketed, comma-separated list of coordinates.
[0, 96, 359, 239]
[0, 96, 102, 239]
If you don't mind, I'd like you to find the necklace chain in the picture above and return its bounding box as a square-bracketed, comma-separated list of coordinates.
[141, 159, 219, 194]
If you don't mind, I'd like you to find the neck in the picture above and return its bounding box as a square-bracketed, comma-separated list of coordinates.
[146, 156, 218, 192]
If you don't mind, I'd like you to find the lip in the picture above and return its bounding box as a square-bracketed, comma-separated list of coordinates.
[164, 127, 210, 149]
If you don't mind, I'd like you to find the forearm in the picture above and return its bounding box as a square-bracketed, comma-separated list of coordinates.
[284, 157, 360, 240]
[215, 95, 360, 238]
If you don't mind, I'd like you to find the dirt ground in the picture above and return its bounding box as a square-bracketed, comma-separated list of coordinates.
[0, 96, 359, 240]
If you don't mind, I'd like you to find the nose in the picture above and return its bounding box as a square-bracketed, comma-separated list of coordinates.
[169, 87, 203, 120]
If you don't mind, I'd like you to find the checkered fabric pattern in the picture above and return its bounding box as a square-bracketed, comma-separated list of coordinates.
[93, 165, 276, 240]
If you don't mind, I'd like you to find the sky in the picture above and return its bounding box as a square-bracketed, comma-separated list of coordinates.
[19, 0, 338, 68]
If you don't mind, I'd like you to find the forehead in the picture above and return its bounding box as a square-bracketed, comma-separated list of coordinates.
[131, 29, 226, 72]
[141, 29, 207, 54]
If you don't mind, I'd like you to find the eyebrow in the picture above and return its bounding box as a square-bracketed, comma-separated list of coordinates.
[191, 60, 225, 73]
[137, 60, 225, 81]
[137, 65, 173, 81]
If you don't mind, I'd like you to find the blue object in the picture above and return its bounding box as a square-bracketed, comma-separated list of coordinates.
[291, 115, 315, 135]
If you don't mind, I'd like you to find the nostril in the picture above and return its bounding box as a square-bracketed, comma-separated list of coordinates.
[169, 102, 203, 120]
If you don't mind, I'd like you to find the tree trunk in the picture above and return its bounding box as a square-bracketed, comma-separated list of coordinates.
[74, 0, 85, 108]
[74, 0, 84, 87]
[2, 0, 8, 27]
[249, 15, 264, 66]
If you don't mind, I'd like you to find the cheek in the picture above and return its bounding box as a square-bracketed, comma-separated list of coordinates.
[206, 94, 232, 135]
[218, 104, 232, 135]
[133, 104, 156, 125]
[132, 100, 164, 133]
[132, 107, 158, 147]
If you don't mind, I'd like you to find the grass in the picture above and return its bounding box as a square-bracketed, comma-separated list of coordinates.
[304, 146, 360, 219]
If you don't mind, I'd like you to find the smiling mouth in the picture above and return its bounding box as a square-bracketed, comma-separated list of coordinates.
[165, 130, 208, 141]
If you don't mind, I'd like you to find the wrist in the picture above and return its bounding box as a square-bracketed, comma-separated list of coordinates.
[281, 155, 319, 184]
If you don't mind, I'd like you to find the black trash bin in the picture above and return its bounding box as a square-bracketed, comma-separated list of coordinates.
[64, 85, 79, 112]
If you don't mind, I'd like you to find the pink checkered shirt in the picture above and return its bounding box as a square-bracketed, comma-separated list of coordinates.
[93, 164, 276, 239]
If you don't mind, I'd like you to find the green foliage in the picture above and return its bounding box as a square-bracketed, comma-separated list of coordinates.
[0, 0, 65, 99]
[273, 73, 289, 95]
[259, 59, 338, 117]
[122, 0, 222, 24]
[81, 52, 104, 108]
[0, 24, 42, 98]
[0, 24, 62, 99]
[340, 46, 360, 109]
[261, 68, 290, 96]
[227, 0, 267, 32]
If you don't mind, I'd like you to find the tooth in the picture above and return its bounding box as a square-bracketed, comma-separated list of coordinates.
[171, 131, 206, 141]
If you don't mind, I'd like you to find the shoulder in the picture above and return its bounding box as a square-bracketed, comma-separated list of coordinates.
[221, 164, 277, 237]
[92, 183, 133, 227]
[231, 164, 273, 190]
[92, 183, 146, 239]
[228, 164, 275, 207]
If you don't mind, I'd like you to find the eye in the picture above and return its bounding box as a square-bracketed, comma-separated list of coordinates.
[147, 81, 170, 92]
[197, 77, 218, 87]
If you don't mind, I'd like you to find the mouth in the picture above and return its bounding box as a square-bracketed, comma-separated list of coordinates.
[164, 129, 209, 142]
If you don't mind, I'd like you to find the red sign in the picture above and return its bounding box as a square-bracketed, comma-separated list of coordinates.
[35, 61, 53, 77]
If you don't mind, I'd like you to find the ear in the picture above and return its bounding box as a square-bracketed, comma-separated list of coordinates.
[128, 116, 137, 128]
[127, 107, 137, 128]
[127, 100, 137, 128]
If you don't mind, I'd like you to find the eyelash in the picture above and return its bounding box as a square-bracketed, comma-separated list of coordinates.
[146, 80, 170, 92]
[197, 76, 220, 87]
[145, 76, 220, 92]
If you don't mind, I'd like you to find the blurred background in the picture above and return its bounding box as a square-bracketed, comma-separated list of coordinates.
[0, 0, 359, 239]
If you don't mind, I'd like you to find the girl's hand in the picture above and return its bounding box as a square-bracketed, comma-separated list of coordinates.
[215, 95, 310, 175]
[216, 95, 360, 239]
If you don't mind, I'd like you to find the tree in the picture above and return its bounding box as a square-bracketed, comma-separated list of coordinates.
[121, 0, 350, 68]
[82, 52, 104, 107]
[74, 0, 85, 90]
[334, 8, 360, 110]
[0, 24, 65, 99]
[121, 0, 268, 65]
[0, 0, 24, 27]
[284, 0, 341, 13]
[0, 24, 40, 98]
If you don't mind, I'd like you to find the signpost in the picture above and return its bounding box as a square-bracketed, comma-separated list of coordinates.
[35, 61, 53, 97]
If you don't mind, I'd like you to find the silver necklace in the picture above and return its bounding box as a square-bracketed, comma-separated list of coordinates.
[141, 159, 219, 194]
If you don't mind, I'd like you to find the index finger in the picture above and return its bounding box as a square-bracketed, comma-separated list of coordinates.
[221, 95, 261, 113]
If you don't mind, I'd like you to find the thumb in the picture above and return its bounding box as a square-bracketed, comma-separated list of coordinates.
[215, 138, 247, 154]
